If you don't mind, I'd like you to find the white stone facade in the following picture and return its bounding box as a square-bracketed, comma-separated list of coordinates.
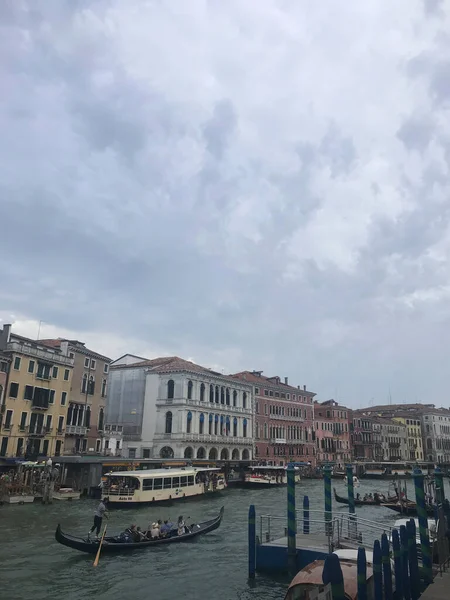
[152, 371, 253, 461]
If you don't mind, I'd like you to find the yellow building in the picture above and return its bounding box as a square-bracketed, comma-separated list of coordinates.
[393, 416, 423, 461]
[0, 324, 74, 459]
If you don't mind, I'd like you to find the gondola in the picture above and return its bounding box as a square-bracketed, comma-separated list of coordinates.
[381, 502, 435, 517]
[55, 506, 224, 555]
[333, 488, 396, 507]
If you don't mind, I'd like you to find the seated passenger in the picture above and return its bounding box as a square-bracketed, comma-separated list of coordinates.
[160, 520, 171, 537]
[177, 516, 186, 536]
[150, 522, 160, 539]
[136, 527, 145, 542]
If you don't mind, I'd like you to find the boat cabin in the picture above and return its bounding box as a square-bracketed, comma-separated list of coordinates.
[284, 558, 374, 600]
[103, 467, 226, 504]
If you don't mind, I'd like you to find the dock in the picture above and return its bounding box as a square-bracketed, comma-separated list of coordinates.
[421, 571, 450, 600]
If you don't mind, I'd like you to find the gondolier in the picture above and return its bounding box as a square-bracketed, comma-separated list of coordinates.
[89, 498, 109, 540]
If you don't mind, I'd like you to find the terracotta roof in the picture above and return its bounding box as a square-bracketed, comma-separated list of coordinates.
[231, 370, 315, 395]
[111, 356, 252, 386]
[39, 338, 111, 362]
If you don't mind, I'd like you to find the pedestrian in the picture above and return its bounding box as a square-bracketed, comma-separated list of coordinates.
[89, 497, 109, 540]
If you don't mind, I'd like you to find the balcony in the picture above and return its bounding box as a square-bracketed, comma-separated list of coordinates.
[66, 425, 88, 435]
[157, 397, 252, 414]
[153, 432, 253, 446]
[28, 427, 47, 437]
[270, 437, 287, 444]
[388, 442, 401, 448]
[270, 414, 305, 423]
[7, 340, 74, 366]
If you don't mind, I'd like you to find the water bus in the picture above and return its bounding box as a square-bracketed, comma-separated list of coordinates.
[102, 466, 226, 506]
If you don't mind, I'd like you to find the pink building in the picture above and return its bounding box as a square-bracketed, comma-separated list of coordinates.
[314, 399, 351, 468]
[232, 371, 316, 467]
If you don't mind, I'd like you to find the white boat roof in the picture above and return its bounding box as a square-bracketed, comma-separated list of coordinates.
[249, 466, 286, 471]
[393, 517, 435, 529]
[106, 467, 220, 478]
[334, 549, 374, 563]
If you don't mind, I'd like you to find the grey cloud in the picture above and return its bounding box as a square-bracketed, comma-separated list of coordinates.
[397, 113, 435, 151]
[203, 99, 237, 160]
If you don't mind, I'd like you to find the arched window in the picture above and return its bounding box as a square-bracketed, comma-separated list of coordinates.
[199, 413, 205, 434]
[215, 386, 219, 403]
[233, 417, 238, 437]
[214, 414, 219, 435]
[187, 411, 192, 434]
[243, 392, 247, 409]
[187, 380, 193, 400]
[220, 448, 229, 460]
[67, 404, 74, 426]
[165, 411, 173, 434]
[197, 447, 206, 459]
[200, 383, 205, 402]
[220, 387, 225, 404]
[264, 423, 268, 439]
[226, 388, 230, 405]
[232, 448, 239, 460]
[81, 373, 87, 394]
[160, 446, 174, 459]
[209, 385, 214, 402]
[233, 390, 237, 407]
[226, 415, 230, 435]
[220, 414, 224, 435]
[98, 408, 104, 431]
[209, 413, 213, 435]
[184, 447, 193, 459]
[242, 449, 250, 460]
[243, 418, 248, 438]
[167, 380, 175, 399]
[209, 447, 218, 460]
[88, 375, 95, 395]
[101, 378, 107, 398]
[85, 406, 91, 428]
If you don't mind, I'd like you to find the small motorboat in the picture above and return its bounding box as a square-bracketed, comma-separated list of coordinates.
[55, 507, 224, 555]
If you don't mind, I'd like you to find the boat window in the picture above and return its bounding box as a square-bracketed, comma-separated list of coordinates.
[163, 477, 172, 489]
[188, 475, 194, 485]
[172, 476, 180, 487]
[153, 478, 163, 490]
[143, 479, 153, 491]
[180, 476, 188, 487]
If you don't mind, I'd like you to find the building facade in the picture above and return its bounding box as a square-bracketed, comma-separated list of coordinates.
[351, 411, 374, 461]
[0, 324, 74, 459]
[0, 351, 11, 416]
[105, 356, 254, 461]
[377, 417, 408, 461]
[40, 339, 111, 455]
[314, 400, 351, 467]
[421, 409, 450, 464]
[231, 371, 316, 466]
[392, 416, 423, 461]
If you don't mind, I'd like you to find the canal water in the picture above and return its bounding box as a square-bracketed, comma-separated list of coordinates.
[1, 478, 448, 600]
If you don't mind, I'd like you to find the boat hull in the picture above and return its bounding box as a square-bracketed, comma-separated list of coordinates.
[55, 507, 224, 555]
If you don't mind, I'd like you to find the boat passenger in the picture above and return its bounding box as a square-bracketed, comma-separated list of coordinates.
[160, 520, 171, 537]
[136, 527, 146, 542]
[356, 493, 361, 501]
[177, 516, 186, 535]
[150, 522, 160, 539]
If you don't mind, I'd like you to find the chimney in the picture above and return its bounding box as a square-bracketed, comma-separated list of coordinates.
[284, 377, 288, 385]
[303, 385, 306, 391]
[297, 385, 300, 390]
[0, 323, 12, 350]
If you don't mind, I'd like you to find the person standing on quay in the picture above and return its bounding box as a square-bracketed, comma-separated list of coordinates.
[89, 498, 109, 540]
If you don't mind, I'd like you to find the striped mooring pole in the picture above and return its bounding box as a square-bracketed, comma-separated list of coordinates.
[287, 464, 297, 574]
[323, 464, 332, 537]
[346, 464, 355, 515]
[381, 532, 393, 600]
[248, 504, 256, 579]
[391, 528, 403, 600]
[407, 518, 420, 600]
[400, 524, 411, 600]
[357, 546, 367, 600]
[434, 466, 445, 506]
[303, 495, 310, 534]
[373, 539, 383, 600]
[412, 467, 432, 585]
[322, 552, 346, 600]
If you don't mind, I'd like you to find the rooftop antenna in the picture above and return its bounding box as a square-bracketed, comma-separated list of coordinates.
[389, 388, 392, 405]
[37, 320, 43, 340]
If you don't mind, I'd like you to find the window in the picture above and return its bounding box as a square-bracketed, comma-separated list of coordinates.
[9, 382, 19, 398]
[84, 358, 90, 368]
[58, 416, 64, 433]
[187, 475, 194, 485]
[180, 476, 188, 487]
[101, 379, 107, 398]
[4, 410, 13, 429]
[45, 415, 52, 432]
[19, 412, 27, 431]
[209, 385, 214, 402]
[199, 413, 204, 434]
[88, 376, 95, 395]
[28, 360, 35, 373]
[104, 363, 109, 374]
[49, 390, 55, 404]
[163, 478, 172, 489]
[172, 476, 180, 487]
[85, 406, 91, 427]
[142, 449, 151, 459]
[165, 411, 173, 434]
[153, 478, 163, 490]
[13, 356, 21, 370]
[143, 478, 153, 490]
[82, 373, 87, 393]
[129, 448, 136, 458]
[98, 408, 104, 431]
[187, 380, 193, 400]
[243, 419, 248, 437]
[52, 366, 58, 379]
[36, 363, 51, 379]
[264, 390, 268, 396]
[69, 352, 75, 359]
[60, 391, 67, 406]
[64, 369, 70, 381]
[187, 411, 192, 434]
[91, 359, 96, 369]
[255, 388, 259, 394]
[243, 392, 247, 409]
[0, 437, 8, 457]
[200, 383, 205, 402]
[16, 437, 24, 456]
[167, 380, 175, 399]
[24, 385, 33, 400]
[233, 390, 237, 406]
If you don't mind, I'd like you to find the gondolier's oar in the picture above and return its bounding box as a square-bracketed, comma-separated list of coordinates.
[93, 524, 108, 567]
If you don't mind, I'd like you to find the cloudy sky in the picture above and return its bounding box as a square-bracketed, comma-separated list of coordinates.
[1, 0, 450, 408]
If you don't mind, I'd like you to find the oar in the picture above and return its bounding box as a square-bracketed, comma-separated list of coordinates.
[93, 524, 108, 567]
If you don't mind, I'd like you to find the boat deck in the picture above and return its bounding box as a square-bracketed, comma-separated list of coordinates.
[263, 532, 361, 551]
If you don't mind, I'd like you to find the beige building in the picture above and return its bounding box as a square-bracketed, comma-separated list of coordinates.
[40, 339, 111, 454]
[0, 324, 74, 459]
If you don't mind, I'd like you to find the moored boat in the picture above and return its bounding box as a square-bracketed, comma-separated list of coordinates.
[243, 466, 300, 487]
[381, 500, 436, 517]
[333, 487, 395, 506]
[55, 506, 224, 555]
[102, 466, 226, 506]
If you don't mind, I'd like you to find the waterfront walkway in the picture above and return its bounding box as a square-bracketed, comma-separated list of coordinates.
[421, 571, 450, 600]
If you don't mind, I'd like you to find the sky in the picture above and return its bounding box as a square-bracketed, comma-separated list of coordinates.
[1, 0, 450, 408]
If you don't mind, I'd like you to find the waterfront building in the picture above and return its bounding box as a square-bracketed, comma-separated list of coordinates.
[0, 351, 11, 414]
[420, 408, 450, 464]
[105, 355, 253, 461]
[231, 371, 316, 466]
[375, 417, 408, 461]
[392, 415, 423, 461]
[314, 399, 351, 467]
[40, 339, 112, 455]
[0, 324, 74, 459]
[351, 410, 374, 461]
